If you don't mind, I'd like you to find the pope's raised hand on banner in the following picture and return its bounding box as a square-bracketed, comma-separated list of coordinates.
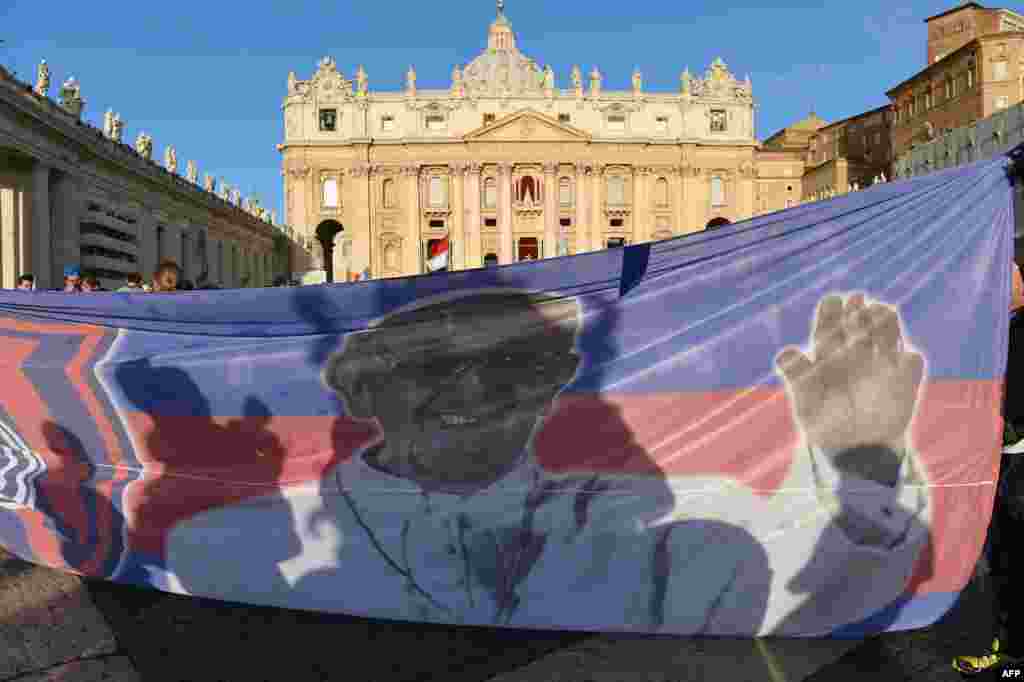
[776, 294, 925, 468]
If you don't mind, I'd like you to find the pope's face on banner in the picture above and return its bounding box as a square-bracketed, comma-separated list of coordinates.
[325, 293, 581, 486]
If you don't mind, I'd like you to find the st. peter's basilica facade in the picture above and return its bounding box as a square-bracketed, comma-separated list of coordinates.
[279, 3, 805, 280]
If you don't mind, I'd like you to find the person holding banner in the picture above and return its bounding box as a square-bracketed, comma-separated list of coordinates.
[61, 265, 81, 292]
[952, 260, 1024, 676]
[166, 289, 930, 636]
[150, 260, 181, 293]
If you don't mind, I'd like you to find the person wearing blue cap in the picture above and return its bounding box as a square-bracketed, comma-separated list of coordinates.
[61, 266, 81, 292]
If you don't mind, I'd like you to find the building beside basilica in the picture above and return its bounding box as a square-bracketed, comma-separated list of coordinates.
[279, 3, 805, 280]
[0, 61, 287, 290]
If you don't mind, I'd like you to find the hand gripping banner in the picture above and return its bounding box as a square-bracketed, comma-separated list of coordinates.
[0, 152, 1016, 637]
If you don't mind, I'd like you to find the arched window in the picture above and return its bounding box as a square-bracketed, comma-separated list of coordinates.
[607, 175, 626, 206]
[711, 176, 725, 207]
[382, 178, 395, 208]
[322, 178, 338, 208]
[483, 177, 497, 208]
[655, 177, 669, 207]
[559, 177, 572, 206]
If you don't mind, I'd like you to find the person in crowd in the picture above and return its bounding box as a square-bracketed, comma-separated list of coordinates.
[272, 276, 289, 287]
[61, 266, 82, 292]
[150, 260, 181, 293]
[16, 274, 34, 290]
[116, 273, 144, 293]
[178, 280, 195, 291]
[80, 274, 105, 292]
[952, 260, 1024, 676]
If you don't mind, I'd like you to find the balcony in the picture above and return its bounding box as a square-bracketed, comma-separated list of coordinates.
[603, 200, 632, 218]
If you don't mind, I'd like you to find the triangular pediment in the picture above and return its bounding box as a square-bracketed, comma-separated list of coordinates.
[464, 110, 591, 142]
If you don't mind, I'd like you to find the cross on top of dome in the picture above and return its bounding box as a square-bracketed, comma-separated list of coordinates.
[489, 0, 515, 49]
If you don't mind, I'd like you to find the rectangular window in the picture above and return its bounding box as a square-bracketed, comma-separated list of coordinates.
[428, 176, 446, 207]
[607, 176, 626, 205]
[711, 176, 725, 207]
[381, 115, 395, 132]
[484, 218, 497, 227]
[322, 178, 339, 208]
[559, 179, 572, 206]
[710, 109, 727, 132]
[607, 114, 626, 132]
[558, 113, 571, 123]
[559, 218, 572, 227]
[483, 113, 496, 125]
[995, 61, 1009, 81]
[319, 109, 337, 132]
[426, 115, 446, 131]
[655, 116, 669, 134]
[607, 236, 626, 246]
[484, 180, 496, 209]
[428, 220, 445, 229]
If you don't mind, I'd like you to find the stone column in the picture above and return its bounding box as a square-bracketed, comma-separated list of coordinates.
[449, 163, 465, 271]
[682, 166, 700, 235]
[347, 165, 370, 282]
[632, 167, 646, 244]
[673, 166, 685, 236]
[219, 239, 229, 287]
[0, 186, 16, 289]
[464, 164, 482, 269]
[574, 162, 588, 256]
[202, 228, 214, 284]
[163, 223, 182, 273]
[498, 163, 513, 264]
[49, 173, 81, 286]
[542, 162, 558, 258]
[402, 164, 420, 276]
[180, 225, 193, 282]
[30, 163, 51, 287]
[138, 213, 158, 282]
[591, 164, 605, 252]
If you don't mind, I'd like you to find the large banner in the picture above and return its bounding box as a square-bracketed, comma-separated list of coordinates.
[0, 154, 1016, 637]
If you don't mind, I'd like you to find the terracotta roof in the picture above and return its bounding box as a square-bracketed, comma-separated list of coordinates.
[818, 104, 892, 132]
[924, 2, 987, 23]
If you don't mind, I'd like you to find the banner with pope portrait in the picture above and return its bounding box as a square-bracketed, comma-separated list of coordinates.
[0, 151, 1016, 636]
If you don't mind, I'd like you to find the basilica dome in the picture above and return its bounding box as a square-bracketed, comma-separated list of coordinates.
[461, 2, 544, 97]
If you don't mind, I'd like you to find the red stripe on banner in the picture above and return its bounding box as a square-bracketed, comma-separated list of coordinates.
[110, 380, 1002, 594]
[0, 318, 105, 336]
[120, 413, 378, 555]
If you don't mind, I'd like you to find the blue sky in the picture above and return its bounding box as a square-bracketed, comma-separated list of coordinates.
[2, 0, 962, 223]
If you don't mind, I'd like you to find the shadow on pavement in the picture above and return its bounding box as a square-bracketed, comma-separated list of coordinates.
[85, 579, 588, 682]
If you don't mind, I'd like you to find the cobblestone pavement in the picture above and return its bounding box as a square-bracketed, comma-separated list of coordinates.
[0, 545, 1007, 681]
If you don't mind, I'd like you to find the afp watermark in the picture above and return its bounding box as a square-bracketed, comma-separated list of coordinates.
[1003, 668, 1023, 678]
